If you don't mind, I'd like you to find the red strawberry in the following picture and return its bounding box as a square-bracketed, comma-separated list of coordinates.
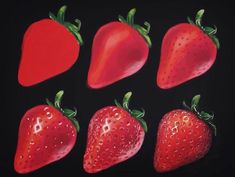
[18, 6, 83, 86]
[154, 95, 216, 172]
[14, 91, 80, 173]
[157, 9, 220, 89]
[83, 92, 147, 173]
[87, 8, 151, 89]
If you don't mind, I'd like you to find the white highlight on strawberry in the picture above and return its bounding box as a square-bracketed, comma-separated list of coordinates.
[102, 118, 111, 134]
[33, 117, 42, 134]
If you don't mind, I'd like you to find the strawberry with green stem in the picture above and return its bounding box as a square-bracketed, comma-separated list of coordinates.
[18, 5, 83, 86]
[154, 95, 216, 172]
[157, 9, 220, 89]
[83, 92, 147, 173]
[14, 90, 79, 173]
[87, 8, 151, 89]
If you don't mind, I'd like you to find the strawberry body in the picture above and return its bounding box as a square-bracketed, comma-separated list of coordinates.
[14, 105, 77, 173]
[154, 95, 215, 172]
[157, 10, 219, 89]
[83, 92, 147, 173]
[14, 91, 79, 173]
[18, 19, 79, 86]
[154, 109, 212, 172]
[87, 9, 151, 89]
[18, 6, 83, 86]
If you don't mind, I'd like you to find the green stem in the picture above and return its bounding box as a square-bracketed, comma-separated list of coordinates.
[187, 9, 220, 49]
[183, 95, 216, 136]
[46, 90, 80, 132]
[114, 92, 147, 132]
[118, 8, 152, 47]
[49, 5, 84, 45]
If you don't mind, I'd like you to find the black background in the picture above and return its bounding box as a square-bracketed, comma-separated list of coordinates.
[2, 0, 235, 177]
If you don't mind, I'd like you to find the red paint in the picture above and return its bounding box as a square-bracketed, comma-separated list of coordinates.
[18, 19, 79, 86]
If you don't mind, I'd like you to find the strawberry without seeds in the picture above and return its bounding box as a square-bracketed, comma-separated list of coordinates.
[154, 95, 216, 172]
[83, 92, 147, 173]
[87, 8, 151, 89]
[157, 9, 220, 89]
[14, 91, 80, 174]
[18, 6, 83, 86]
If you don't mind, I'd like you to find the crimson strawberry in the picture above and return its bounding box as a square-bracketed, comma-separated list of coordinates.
[157, 9, 219, 89]
[14, 90, 80, 173]
[154, 95, 216, 172]
[83, 92, 147, 173]
[87, 8, 151, 89]
[18, 5, 83, 86]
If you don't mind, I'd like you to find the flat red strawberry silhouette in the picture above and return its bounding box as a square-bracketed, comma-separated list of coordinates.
[87, 8, 151, 89]
[83, 92, 147, 173]
[157, 9, 220, 89]
[14, 91, 80, 173]
[154, 95, 216, 172]
[18, 6, 83, 86]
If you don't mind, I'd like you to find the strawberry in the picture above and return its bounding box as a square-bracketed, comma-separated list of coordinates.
[18, 6, 83, 86]
[14, 91, 80, 174]
[157, 9, 220, 89]
[154, 95, 216, 172]
[87, 8, 151, 89]
[83, 92, 147, 173]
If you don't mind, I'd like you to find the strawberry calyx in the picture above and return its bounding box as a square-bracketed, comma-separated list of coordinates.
[118, 8, 152, 47]
[46, 90, 80, 132]
[187, 9, 220, 49]
[183, 95, 216, 136]
[49, 5, 84, 45]
[114, 92, 147, 132]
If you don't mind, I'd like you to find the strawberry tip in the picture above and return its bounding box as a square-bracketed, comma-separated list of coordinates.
[187, 9, 220, 49]
[118, 8, 152, 47]
[46, 90, 80, 132]
[49, 5, 84, 45]
[114, 92, 147, 132]
[182, 95, 216, 136]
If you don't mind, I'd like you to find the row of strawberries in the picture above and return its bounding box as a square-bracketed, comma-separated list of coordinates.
[15, 91, 215, 174]
[18, 6, 219, 89]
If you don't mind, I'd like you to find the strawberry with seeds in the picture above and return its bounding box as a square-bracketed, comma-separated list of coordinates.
[157, 9, 220, 89]
[154, 95, 216, 172]
[14, 91, 80, 173]
[83, 92, 147, 173]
